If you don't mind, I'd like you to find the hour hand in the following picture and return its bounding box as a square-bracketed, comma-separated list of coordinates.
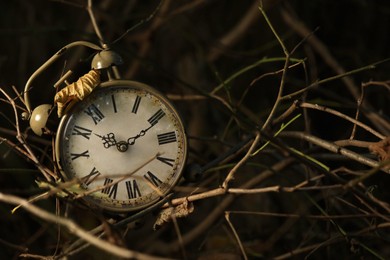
[94, 132, 117, 148]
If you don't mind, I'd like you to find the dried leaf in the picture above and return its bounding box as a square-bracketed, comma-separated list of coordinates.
[153, 200, 194, 229]
[54, 69, 100, 117]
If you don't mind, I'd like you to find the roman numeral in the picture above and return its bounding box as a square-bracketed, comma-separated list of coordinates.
[111, 94, 117, 113]
[71, 150, 89, 160]
[72, 125, 92, 140]
[157, 131, 177, 145]
[126, 180, 141, 199]
[84, 104, 104, 125]
[102, 178, 118, 199]
[132, 95, 141, 114]
[148, 109, 165, 126]
[82, 167, 101, 186]
[156, 156, 175, 167]
[144, 171, 163, 187]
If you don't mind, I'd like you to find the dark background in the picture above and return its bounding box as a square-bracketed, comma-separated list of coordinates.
[0, 0, 389, 259]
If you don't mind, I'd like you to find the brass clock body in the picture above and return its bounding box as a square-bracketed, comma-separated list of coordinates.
[55, 80, 187, 212]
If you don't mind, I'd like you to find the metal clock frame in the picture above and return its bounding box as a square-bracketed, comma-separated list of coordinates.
[55, 80, 188, 212]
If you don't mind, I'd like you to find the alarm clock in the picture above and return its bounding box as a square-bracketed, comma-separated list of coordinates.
[25, 45, 187, 213]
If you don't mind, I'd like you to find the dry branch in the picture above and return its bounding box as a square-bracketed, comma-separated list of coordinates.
[0, 192, 168, 260]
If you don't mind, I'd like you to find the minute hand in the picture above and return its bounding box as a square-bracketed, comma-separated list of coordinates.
[127, 125, 153, 145]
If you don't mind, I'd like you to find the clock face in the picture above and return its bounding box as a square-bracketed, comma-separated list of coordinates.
[55, 80, 187, 212]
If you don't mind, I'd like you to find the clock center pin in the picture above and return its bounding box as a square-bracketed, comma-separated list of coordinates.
[117, 141, 128, 152]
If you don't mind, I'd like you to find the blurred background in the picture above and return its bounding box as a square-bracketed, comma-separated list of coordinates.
[1, 0, 390, 259]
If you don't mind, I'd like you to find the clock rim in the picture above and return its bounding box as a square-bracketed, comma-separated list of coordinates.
[55, 80, 188, 213]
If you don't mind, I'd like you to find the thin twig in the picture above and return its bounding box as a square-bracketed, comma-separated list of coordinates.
[274, 222, 390, 260]
[112, 0, 164, 45]
[222, 131, 261, 189]
[165, 158, 345, 208]
[0, 126, 52, 146]
[281, 6, 390, 135]
[351, 80, 390, 137]
[279, 131, 390, 174]
[59, 195, 174, 259]
[258, 3, 290, 130]
[226, 210, 388, 220]
[225, 212, 248, 260]
[87, 0, 105, 46]
[72, 153, 158, 199]
[167, 176, 343, 208]
[0, 89, 56, 181]
[207, 0, 260, 62]
[0, 193, 168, 260]
[299, 102, 385, 139]
[124, 0, 171, 78]
[159, 158, 295, 254]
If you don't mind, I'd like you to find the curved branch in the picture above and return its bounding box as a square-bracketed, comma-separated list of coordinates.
[0, 193, 168, 260]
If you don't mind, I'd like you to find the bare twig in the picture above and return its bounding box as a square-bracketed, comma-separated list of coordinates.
[299, 102, 385, 139]
[0, 126, 52, 146]
[258, 3, 290, 130]
[87, 0, 105, 46]
[0, 89, 56, 181]
[124, 0, 172, 78]
[166, 173, 341, 208]
[225, 212, 248, 260]
[112, 0, 164, 45]
[352, 80, 390, 138]
[274, 222, 390, 260]
[222, 131, 261, 189]
[281, 6, 390, 135]
[0, 192, 168, 260]
[158, 158, 295, 254]
[72, 153, 158, 199]
[279, 131, 390, 174]
[207, 0, 260, 62]
[226, 210, 388, 220]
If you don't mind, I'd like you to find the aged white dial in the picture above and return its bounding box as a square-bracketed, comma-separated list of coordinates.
[55, 80, 187, 212]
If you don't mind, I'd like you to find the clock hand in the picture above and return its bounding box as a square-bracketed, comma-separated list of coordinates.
[127, 125, 153, 145]
[94, 132, 117, 148]
[94, 132, 130, 152]
[94, 124, 152, 151]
